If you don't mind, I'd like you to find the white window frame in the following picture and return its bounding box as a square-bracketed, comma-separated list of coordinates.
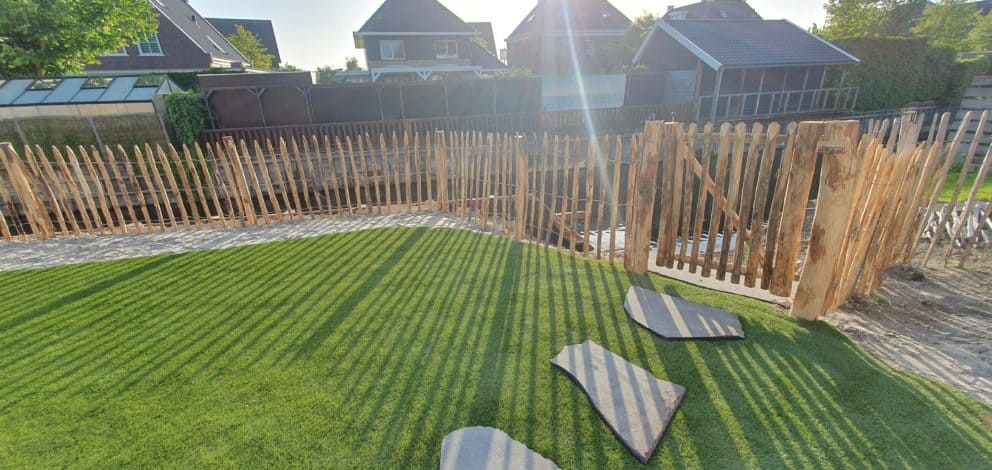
[380, 40, 406, 60]
[138, 34, 164, 56]
[435, 40, 458, 60]
[103, 47, 128, 57]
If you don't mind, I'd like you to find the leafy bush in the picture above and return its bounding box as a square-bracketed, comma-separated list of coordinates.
[165, 92, 208, 145]
[833, 37, 989, 110]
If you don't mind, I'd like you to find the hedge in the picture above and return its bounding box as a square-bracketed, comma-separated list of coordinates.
[833, 37, 990, 110]
[165, 92, 209, 145]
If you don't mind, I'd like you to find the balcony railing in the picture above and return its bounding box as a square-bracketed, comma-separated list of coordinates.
[696, 86, 859, 122]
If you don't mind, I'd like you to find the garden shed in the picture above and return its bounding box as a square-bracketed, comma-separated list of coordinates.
[632, 19, 860, 121]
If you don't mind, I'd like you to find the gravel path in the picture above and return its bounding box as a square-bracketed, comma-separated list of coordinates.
[0, 213, 488, 273]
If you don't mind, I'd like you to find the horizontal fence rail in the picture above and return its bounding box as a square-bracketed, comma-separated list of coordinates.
[1, 112, 986, 321]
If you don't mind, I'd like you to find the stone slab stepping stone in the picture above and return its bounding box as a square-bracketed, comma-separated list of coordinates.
[550, 340, 685, 464]
[440, 427, 560, 470]
[625, 286, 745, 340]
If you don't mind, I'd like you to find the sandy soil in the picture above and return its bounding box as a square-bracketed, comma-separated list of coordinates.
[0, 213, 490, 273]
[825, 249, 992, 405]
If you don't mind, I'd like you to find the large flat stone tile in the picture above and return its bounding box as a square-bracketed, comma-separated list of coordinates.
[440, 427, 559, 470]
[625, 286, 745, 340]
[550, 340, 685, 464]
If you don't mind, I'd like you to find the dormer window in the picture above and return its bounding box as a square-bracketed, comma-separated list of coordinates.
[435, 40, 458, 60]
[138, 34, 164, 56]
[380, 40, 405, 60]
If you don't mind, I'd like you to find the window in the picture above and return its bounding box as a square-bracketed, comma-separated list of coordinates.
[435, 40, 458, 59]
[380, 40, 405, 60]
[138, 34, 164, 56]
[83, 77, 113, 89]
[29, 79, 59, 90]
[136, 74, 164, 87]
[103, 47, 128, 57]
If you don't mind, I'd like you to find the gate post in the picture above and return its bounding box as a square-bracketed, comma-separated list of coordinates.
[792, 121, 861, 321]
[625, 121, 664, 275]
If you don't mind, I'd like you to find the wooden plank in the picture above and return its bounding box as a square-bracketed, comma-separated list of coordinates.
[79, 146, 117, 233]
[193, 143, 230, 228]
[414, 133, 424, 211]
[596, 136, 607, 259]
[760, 123, 798, 289]
[610, 135, 623, 262]
[740, 123, 778, 286]
[569, 138, 582, 256]
[677, 125, 697, 269]
[626, 121, 663, 274]
[311, 135, 334, 217]
[558, 137, 571, 249]
[730, 123, 778, 284]
[118, 145, 153, 231]
[702, 124, 732, 277]
[481, 133, 493, 228]
[144, 144, 178, 229]
[584, 134, 596, 254]
[404, 132, 413, 212]
[717, 123, 749, 280]
[380, 134, 392, 213]
[792, 121, 861, 320]
[769, 122, 825, 297]
[37, 146, 82, 236]
[515, 136, 528, 240]
[291, 138, 315, 218]
[360, 135, 379, 214]
[181, 145, 214, 228]
[425, 133, 434, 210]
[689, 124, 713, 274]
[322, 136, 344, 215]
[0, 143, 50, 239]
[299, 138, 323, 218]
[276, 138, 302, 218]
[625, 135, 638, 255]
[548, 135, 561, 243]
[223, 139, 257, 226]
[254, 140, 283, 222]
[156, 145, 191, 229]
[0, 200, 11, 241]
[944, 145, 992, 265]
[334, 137, 362, 215]
[26, 146, 69, 236]
[21, 146, 62, 238]
[924, 112, 979, 265]
[69, 146, 110, 233]
[168, 145, 201, 228]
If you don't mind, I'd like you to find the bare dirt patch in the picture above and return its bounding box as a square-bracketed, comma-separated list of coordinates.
[825, 249, 992, 404]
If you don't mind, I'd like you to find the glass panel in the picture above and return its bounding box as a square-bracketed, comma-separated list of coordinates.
[83, 77, 113, 89]
[138, 34, 163, 55]
[136, 74, 163, 87]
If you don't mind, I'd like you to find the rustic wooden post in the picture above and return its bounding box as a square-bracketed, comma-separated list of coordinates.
[514, 135, 528, 241]
[625, 121, 664, 275]
[769, 122, 825, 297]
[791, 121, 861, 320]
[0, 142, 51, 240]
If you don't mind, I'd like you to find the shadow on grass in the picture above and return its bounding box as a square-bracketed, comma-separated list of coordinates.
[0, 227, 988, 468]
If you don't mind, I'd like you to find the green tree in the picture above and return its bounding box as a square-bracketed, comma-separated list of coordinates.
[0, 0, 158, 77]
[820, 0, 892, 39]
[226, 24, 274, 71]
[968, 12, 992, 51]
[345, 56, 363, 71]
[279, 63, 303, 72]
[913, 0, 980, 52]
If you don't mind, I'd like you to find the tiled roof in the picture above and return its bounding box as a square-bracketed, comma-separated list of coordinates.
[664, 1, 762, 21]
[207, 18, 282, 68]
[357, 0, 477, 34]
[639, 20, 859, 69]
[154, 0, 246, 63]
[508, 0, 631, 41]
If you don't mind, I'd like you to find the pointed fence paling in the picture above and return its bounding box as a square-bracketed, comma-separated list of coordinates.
[1, 112, 986, 320]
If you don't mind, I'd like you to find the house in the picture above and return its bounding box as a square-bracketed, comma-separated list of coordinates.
[86, 0, 246, 76]
[506, 0, 631, 75]
[632, 19, 860, 122]
[663, 0, 762, 21]
[353, 0, 506, 82]
[207, 18, 283, 69]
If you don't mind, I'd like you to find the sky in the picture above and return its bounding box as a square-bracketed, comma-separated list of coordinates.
[190, 0, 829, 70]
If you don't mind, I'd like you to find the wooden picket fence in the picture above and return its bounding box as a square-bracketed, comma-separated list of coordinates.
[1, 112, 985, 320]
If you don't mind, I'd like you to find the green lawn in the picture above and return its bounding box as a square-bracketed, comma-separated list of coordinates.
[941, 167, 992, 202]
[0, 228, 989, 468]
